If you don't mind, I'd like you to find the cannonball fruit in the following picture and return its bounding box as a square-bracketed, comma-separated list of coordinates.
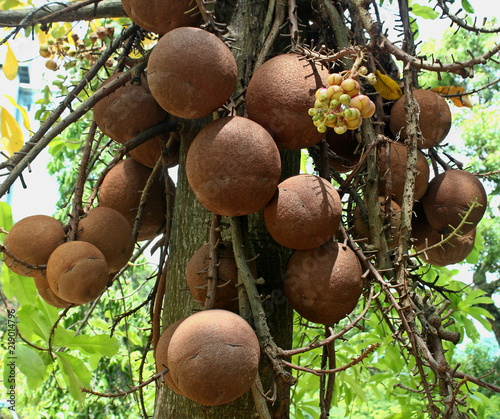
[155, 318, 186, 396]
[284, 240, 363, 325]
[76, 207, 135, 273]
[353, 197, 402, 249]
[46, 241, 109, 305]
[422, 169, 487, 235]
[419, 228, 476, 267]
[98, 158, 168, 241]
[186, 116, 281, 216]
[326, 129, 360, 173]
[34, 274, 73, 309]
[390, 89, 452, 149]
[147, 27, 238, 119]
[166, 309, 260, 406]
[246, 53, 330, 149]
[2, 215, 66, 277]
[264, 174, 342, 250]
[92, 73, 167, 146]
[121, 0, 200, 35]
[378, 141, 429, 204]
[186, 241, 257, 312]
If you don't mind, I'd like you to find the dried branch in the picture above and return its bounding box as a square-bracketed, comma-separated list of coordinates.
[282, 343, 380, 376]
[204, 214, 222, 310]
[436, 0, 500, 34]
[0, 0, 126, 29]
[229, 216, 296, 386]
[81, 367, 168, 398]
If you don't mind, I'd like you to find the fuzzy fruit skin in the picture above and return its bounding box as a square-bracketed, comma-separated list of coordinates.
[325, 129, 360, 173]
[186, 116, 281, 216]
[378, 142, 430, 205]
[284, 240, 363, 325]
[93, 73, 167, 143]
[2, 215, 66, 277]
[76, 207, 135, 273]
[186, 242, 257, 312]
[419, 228, 476, 267]
[121, 0, 200, 35]
[390, 89, 451, 149]
[92, 73, 170, 168]
[167, 309, 260, 406]
[47, 241, 109, 305]
[422, 169, 487, 235]
[34, 274, 74, 309]
[154, 318, 186, 396]
[147, 27, 237, 119]
[245, 53, 330, 150]
[264, 174, 342, 250]
[98, 158, 171, 241]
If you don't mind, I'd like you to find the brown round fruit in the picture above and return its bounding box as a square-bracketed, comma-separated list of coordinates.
[76, 207, 135, 273]
[246, 53, 330, 150]
[130, 132, 180, 169]
[167, 309, 260, 406]
[264, 174, 342, 250]
[46, 241, 109, 305]
[326, 129, 360, 173]
[98, 158, 169, 241]
[34, 275, 74, 309]
[2, 215, 66, 277]
[147, 27, 237, 119]
[419, 228, 476, 266]
[121, 0, 200, 35]
[390, 89, 452, 149]
[378, 141, 430, 204]
[352, 197, 402, 249]
[186, 116, 281, 216]
[284, 240, 363, 325]
[155, 318, 186, 396]
[422, 169, 487, 235]
[92, 73, 167, 144]
[186, 241, 257, 312]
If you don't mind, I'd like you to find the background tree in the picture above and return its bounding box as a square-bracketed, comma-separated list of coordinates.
[0, 1, 499, 418]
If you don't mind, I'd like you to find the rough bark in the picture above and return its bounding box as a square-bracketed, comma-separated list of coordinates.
[154, 1, 299, 418]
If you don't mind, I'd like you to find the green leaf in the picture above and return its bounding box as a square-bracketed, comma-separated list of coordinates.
[56, 333, 120, 358]
[15, 344, 48, 389]
[0, 201, 13, 243]
[461, 0, 474, 13]
[56, 352, 91, 405]
[410, 3, 440, 19]
[17, 304, 52, 344]
[0, 264, 37, 305]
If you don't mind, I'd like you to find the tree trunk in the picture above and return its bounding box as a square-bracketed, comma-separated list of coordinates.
[154, 1, 299, 418]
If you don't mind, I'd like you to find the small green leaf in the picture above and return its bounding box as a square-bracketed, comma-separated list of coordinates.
[15, 344, 48, 389]
[0, 264, 37, 305]
[410, 3, 440, 19]
[0, 201, 13, 243]
[56, 333, 120, 358]
[461, 0, 474, 13]
[56, 352, 91, 405]
[17, 304, 52, 344]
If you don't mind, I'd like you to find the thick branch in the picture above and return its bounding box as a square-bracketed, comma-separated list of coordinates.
[0, 0, 127, 27]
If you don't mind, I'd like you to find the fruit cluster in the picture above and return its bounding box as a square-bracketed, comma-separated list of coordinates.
[309, 69, 376, 135]
[39, 26, 115, 71]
